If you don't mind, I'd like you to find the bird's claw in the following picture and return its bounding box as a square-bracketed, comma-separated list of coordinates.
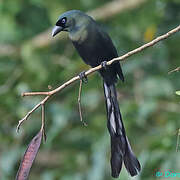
[79, 71, 88, 83]
[101, 61, 108, 70]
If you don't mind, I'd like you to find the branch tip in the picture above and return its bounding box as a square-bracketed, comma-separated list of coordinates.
[168, 66, 180, 74]
[16, 117, 27, 133]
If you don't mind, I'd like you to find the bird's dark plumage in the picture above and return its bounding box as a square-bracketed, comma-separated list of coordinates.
[52, 10, 141, 178]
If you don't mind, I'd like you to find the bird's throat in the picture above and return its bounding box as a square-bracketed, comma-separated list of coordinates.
[69, 26, 88, 44]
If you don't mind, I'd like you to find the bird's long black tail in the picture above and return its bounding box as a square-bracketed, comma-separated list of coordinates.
[103, 81, 141, 178]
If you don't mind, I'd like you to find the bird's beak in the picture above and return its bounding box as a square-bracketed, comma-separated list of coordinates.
[52, 26, 63, 37]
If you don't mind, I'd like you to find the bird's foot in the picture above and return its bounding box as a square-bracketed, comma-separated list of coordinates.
[101, 61, 108, 70]
[79, 71, 88, 83]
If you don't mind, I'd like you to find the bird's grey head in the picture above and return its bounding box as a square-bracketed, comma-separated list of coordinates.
[52, 10, 93, 37]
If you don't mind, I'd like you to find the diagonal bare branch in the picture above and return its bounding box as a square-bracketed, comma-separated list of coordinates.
[22, 25, 180, 97]
[17, 25, 180, 131]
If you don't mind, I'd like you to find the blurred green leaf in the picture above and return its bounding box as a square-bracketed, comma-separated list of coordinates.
[175, 91, 180, 95]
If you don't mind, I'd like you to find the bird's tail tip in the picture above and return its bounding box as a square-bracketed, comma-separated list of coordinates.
[111, 153, 123, 178]
[123, 138, 141, 176]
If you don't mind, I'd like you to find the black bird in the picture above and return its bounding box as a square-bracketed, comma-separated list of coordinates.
[52, 10, 141, 178]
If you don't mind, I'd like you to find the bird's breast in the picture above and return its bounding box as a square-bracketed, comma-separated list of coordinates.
[70, 26, 115, 67]
[72, 39, 98, 66]
[69, 27, 88, 44]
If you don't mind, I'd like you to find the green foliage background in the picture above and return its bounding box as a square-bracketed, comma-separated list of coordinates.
[0, 0, 180, 179]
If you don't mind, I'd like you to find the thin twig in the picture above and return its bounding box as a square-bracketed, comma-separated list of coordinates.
[41, 104, 46, 142]
[168, 66, 180, 74]
[176, 129, 180, 152]
[17, 25, 180, 131]
[78, 80, 88, 126]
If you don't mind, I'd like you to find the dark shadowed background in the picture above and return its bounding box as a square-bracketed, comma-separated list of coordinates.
[0, 0, 180, 179]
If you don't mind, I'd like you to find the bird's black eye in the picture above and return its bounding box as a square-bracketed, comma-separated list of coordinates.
[56, 17, 67, 27]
